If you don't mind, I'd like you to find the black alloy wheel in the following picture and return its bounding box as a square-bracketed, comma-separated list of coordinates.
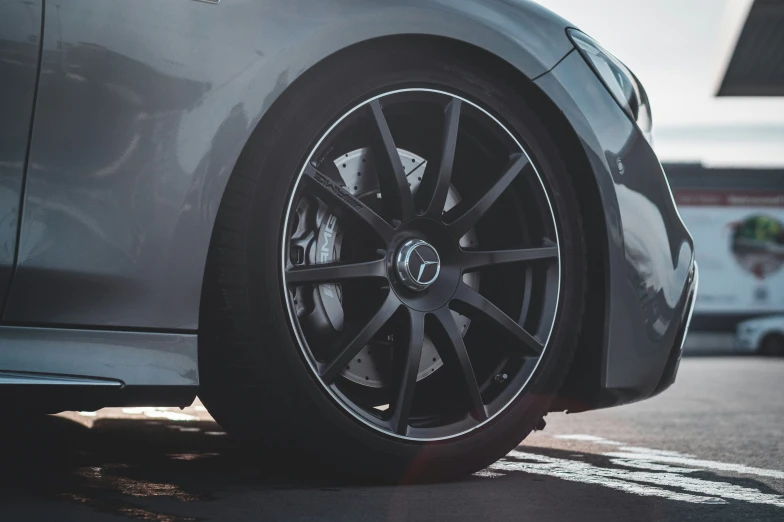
[282, 89, 561, 440]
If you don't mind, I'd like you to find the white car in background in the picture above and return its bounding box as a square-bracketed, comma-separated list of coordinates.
[736, 316, 784, 355]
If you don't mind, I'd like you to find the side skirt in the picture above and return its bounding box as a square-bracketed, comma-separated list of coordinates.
[0, 326, 198, 412]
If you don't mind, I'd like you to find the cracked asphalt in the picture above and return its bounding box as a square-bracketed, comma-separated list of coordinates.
[0, 357, 782, 521]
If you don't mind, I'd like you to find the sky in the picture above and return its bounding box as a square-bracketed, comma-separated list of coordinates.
[537, 0, 784, 166]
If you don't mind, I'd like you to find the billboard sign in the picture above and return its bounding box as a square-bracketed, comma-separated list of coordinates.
[675, 190, 784, 314]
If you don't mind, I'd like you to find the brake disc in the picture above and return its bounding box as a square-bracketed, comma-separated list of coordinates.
[297, 148, 479, 388]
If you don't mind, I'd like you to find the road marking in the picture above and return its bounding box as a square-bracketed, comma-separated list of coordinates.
[481, 435, 784, 508]
[556, 434, 784, 480]
[604, 450, 784, 480]
[554, 434, 623, 445]
[490, 452, 727, 505]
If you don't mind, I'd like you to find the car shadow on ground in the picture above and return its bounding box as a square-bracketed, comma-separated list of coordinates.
[0, 414, 781, 522]
[0, 414, 346, 521]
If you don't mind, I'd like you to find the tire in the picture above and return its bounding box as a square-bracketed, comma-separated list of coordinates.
[199, 39, 587, 481]
[760, 334, 784, 357]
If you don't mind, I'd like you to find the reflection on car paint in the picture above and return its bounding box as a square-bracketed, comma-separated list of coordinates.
[617, 183, 693, 340]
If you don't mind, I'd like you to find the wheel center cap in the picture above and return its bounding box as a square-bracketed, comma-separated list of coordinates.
[396, 239, 441, 291]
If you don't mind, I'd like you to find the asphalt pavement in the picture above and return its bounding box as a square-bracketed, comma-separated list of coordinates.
[0, 357, 782, 521]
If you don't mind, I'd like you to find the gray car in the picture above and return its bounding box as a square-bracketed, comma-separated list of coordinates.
[1, 0, 697, 479]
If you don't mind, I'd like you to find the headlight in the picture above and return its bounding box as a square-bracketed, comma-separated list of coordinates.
[568, 29, 652, 143]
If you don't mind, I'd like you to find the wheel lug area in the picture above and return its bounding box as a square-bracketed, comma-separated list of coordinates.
[395, 239, 441, 292]
[385, 221, 462, 312]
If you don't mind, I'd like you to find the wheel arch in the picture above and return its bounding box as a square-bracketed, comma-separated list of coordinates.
[200, 33, 608, 407]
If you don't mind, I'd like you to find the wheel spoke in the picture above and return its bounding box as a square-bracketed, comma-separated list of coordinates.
[432, 307, 487, 421]
[418, 99, 461, 218]
[389, 309, 426, 435]
[367, 100, 416, 222]
[461, 239, 558, 272]
[286, 258, 388, 285]
[318, 293, 401, 383]
[452, 283, 543, 356]
[301, 164, 395, 244]
[444, 153, 530, 239]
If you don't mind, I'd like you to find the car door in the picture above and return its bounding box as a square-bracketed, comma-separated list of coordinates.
[0, 0, 43, 309]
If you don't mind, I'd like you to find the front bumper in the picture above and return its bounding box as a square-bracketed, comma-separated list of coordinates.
[535, 50, 697, 410]
[650, 263, 698, 397]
